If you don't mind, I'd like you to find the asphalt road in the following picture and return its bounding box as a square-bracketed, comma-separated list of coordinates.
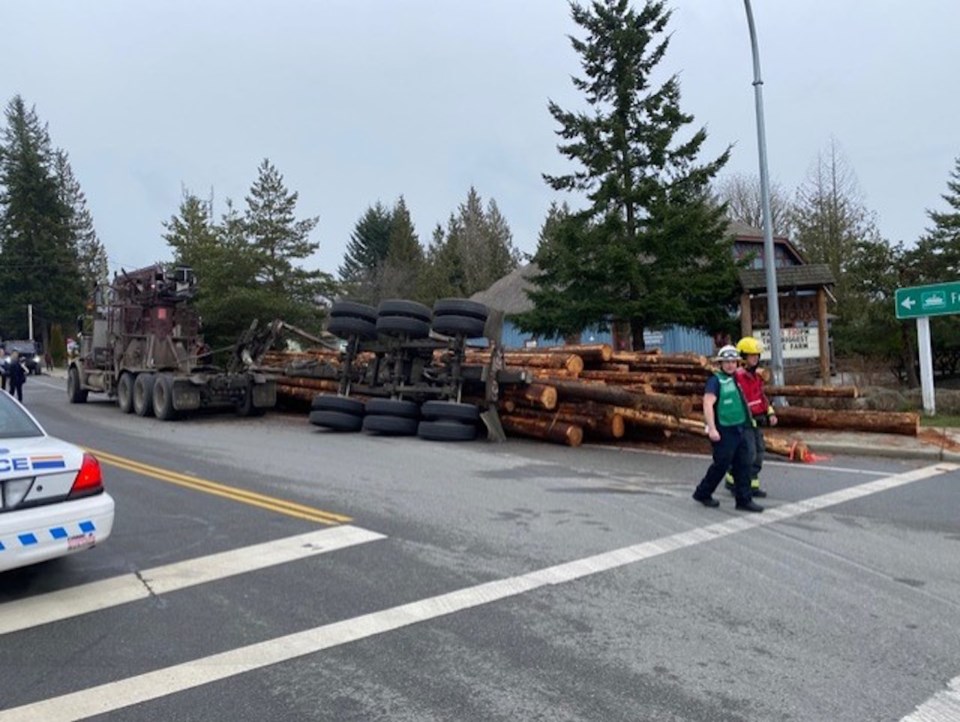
[1, 375, 959, 721]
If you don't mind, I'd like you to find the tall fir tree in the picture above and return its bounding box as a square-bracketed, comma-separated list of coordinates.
[420, 187, 520, 303]
[243, 159, 334, 326]
[55, 149, 108, 293]
[378, 196, 424, 300]
[919, 155, 960, 275]
[517, 0, 737, 349]
[0, 96, 84, 340]
[338, 201, 393, 302]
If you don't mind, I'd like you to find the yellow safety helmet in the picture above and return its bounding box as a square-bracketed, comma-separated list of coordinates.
[735, 336, 763, 356]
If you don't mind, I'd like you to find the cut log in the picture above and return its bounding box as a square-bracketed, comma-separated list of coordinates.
[548, 379, 692, 417]
[500, 414, 583, 447]
[466, 351, 584, 373]
[500, 383, 558, 410]
[767, 385, 859, 399]
[506, 406, 624, 439]
[764, 434, 813, 462]
[775, 407, 919, 436]
[611, 351, 708, 367]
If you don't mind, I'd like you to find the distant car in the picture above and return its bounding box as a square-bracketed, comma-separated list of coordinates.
[0, 390, 114, 573]
[4, 340, 43, 375]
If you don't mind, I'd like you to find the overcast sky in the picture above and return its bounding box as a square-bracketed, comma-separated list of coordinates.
[2, 1, 957, 278]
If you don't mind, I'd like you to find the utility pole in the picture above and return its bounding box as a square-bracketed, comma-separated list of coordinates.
[27, 304, 34, 341]
[743, 0, 785, 386]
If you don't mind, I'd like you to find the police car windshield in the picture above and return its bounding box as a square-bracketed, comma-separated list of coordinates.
[0, 393, 44, 438]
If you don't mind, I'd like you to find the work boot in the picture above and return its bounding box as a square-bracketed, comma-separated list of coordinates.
[735, 500, 764, 513]
[750, 477, 767, 498]
[692, 491, 720, 508]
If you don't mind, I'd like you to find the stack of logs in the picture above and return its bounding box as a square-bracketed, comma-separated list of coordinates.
[463, 344, 920, 460]
[261, 343, 920, 460]
[260, 349, 343, 401]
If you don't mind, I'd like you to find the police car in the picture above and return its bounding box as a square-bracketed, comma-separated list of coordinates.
[0, 391, 114, 573]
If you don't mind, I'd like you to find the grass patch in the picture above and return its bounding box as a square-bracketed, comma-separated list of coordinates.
[919, 415, 960, 428]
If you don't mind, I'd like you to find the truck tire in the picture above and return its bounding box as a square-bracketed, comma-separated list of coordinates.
[329, 301, 377, 323]
[362, 414, 418, 436]
[311, 394, 365, 416]
[432, 314, 486, 339]
[417, 420, 478, 441]
[153, 374, 177, 420]
[117, 373, 135, 414]
[235, 381, 266, 417]
[433, 298, 489, 321]
[67, 366, 88, 404]
[377, 299, 432, 322]
[375, 315, 431, 339]
[309, 410, 363, 431]
[420, 401, 480, 423]
[133, 373, 156, 417]
[327, 316, 377, 340]
[364, 398, 419, 419]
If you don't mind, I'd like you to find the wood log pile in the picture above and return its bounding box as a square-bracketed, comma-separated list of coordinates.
[474, 343, 920, 459]
[262, 343, 920, 460]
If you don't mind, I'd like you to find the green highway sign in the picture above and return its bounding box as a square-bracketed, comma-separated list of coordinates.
[895, 281, 960, 319]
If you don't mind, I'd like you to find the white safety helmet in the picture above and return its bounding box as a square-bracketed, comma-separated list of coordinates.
[716, 344, 739, 362]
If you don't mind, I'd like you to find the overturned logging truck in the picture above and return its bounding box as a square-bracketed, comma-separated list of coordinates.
[283, 298, 526, 441]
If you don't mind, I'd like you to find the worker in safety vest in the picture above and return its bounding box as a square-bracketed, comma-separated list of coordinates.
[692, 345, 764, 512]
[725, 335, 777, 498]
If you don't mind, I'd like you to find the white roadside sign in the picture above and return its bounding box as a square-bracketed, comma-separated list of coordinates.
[755, 327, 819, 360]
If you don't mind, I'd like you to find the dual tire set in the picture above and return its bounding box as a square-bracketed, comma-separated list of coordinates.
[309, 395, 481, 441]
[327, 298, 488, 340]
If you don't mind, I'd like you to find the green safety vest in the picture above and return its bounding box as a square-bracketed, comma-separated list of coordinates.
[714, 372, 748, 427]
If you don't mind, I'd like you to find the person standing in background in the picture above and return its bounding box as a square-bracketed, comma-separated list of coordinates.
[7, 350, 26, 402]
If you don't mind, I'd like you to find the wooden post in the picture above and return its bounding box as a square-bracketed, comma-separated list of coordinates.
[740, 291, 753, 338]
[817, 286, 830, 384]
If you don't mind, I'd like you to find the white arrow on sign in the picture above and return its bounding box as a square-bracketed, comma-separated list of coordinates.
[901, 297, 916, 310]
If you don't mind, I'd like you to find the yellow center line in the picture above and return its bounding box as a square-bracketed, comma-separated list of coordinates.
[85, 447, 352, 526]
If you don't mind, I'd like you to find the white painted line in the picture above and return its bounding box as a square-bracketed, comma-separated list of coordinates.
[1, 462, 954, 722]
[0, 525, 385, 636]
[901, 674, 960, 721]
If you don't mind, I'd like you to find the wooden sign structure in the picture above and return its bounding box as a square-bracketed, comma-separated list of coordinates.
[738, 264, 835, 382]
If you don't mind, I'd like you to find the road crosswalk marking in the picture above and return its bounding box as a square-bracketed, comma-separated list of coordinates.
[0, 462, 954, 721]
[0, 525, 385, 636]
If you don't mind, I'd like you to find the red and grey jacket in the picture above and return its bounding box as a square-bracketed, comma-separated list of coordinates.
[734, 366, 773, 418]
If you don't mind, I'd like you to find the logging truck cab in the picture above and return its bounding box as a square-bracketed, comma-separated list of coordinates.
[67, 264, 276, 418]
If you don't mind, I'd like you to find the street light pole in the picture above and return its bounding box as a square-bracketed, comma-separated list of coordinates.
[743, 0, 784, 386]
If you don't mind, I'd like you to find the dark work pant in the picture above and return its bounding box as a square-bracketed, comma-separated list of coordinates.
[695, 424, 752, 504]
[9, 382, 23, 402]
[746, 419, 766, 480]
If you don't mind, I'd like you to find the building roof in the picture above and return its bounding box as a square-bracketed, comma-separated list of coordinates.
[738, 263, 835, 292]
[728, 220, 806, 264]
[470, 263, 539, 314]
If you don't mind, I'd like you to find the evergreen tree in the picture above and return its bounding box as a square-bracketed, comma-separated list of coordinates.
[55, 150, 108, 294]
[378, 196, 424, 300]
[418, 222, 465, 304]
[0, 96, 84, 340]
[920, 155, 960, 275]
[517, 0, 737, 350]
[338, 202, 393, 301]
[244, 158, 332, 309]
[433, 187, 521, 298]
